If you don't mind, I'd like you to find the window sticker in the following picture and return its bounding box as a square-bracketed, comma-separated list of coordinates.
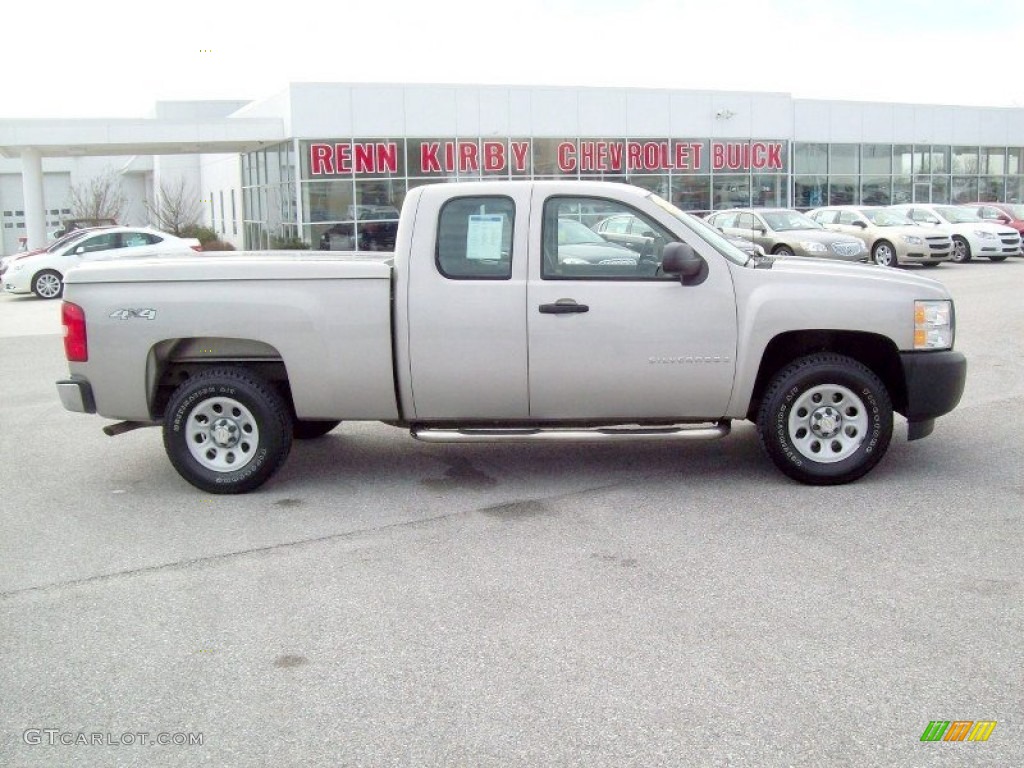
[466, 214, 504, 260]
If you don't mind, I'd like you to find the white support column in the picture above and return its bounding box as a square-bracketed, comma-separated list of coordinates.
[21, 149, 47, 250]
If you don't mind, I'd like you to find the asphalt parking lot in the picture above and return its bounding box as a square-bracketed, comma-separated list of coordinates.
[0, 261, 1021, 767]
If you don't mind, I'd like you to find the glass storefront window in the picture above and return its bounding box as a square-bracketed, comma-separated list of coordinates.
[981, 147, 1005, 175]
[302, 180, 354, 223]
[713, 175, 751, 209]
[930, 146, 949, 174]
[1008, 149, 1023, 176]
[951, 176, 979, 203]
[912, 146, 930, 174]
[828, 176, 856, 205]
[533, 139, 571, 177]
[1007, 177, 1024, 203]
[793, 175, 826, 208]
[861, 145, 892, 174]
[979, 176, 1003, 201]
[952, 146, 979, 174]
[893, 175, 912, 204]
[627, 175, 669, 197]
[930, 177, 950, 204]
[752, 174, 785, 207]
[830, 144, 858, 175]
[861, 176, 891, 205]
[672, 176, 710, 213]
[894, 145, 913, 175]
[793, 143, 827, 175]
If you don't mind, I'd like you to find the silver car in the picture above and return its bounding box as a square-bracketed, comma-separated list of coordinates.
[807, 206, 952, 267]
[707, 208, 868, 261]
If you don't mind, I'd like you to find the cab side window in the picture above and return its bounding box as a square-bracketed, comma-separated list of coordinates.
[436, 196, 514, 280]
[77, 233, 120, 254]
[542, 196, 674, 280]
[837, 211, 858, 225]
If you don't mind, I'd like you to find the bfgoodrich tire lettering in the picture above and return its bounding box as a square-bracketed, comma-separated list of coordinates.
[163, 367, 293, 494]
[757, 353, 893, 485]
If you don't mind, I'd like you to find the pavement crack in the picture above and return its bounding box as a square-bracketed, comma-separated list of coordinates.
[0, 480, 626, 601]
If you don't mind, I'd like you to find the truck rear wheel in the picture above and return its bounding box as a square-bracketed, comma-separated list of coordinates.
[163, 367, 293, 494]
[757, 353, 892, 485]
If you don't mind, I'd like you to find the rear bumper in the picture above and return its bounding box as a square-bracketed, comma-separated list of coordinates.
[56, 377, 96, 414]
[899, 350, 966, 440]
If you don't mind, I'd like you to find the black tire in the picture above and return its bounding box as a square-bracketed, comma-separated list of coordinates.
[757, 353, 893, 485]
[872, 240, 898, 267]
[988, 255, 1008, 262]
[773, 245, 794, 256]
[163, 367, 293, 494]
[293, 419, 341, 439]
[32, 270, 63, 299]
[950, 236, 971, 263]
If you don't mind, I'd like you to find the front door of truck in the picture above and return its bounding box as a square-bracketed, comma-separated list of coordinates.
[527, 193, 738, 420]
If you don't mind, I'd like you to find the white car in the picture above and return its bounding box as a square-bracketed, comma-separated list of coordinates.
[3, 227, 202, 299]
[889, 204, 1020, 263]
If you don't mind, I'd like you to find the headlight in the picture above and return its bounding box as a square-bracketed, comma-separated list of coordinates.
[914, 300, 954, 350]
[902, 235, 924, 245]
[799, 241, 828, 253]
[973, 230, 997, 239]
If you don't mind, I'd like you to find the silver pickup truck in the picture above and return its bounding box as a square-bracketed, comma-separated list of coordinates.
[56, 181, 966, 493]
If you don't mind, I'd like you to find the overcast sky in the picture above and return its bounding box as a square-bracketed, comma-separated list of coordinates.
[3, 0, 1022, 119]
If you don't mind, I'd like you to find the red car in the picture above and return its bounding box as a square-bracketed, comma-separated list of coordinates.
[961, 202, 1024, 237]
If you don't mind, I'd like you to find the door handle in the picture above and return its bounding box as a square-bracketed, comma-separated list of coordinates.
[539, 299, 589, 314]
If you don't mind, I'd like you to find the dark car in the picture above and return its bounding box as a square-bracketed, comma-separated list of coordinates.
[556, 219, 639, 265]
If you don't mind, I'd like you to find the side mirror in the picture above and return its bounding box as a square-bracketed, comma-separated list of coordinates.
[661, 242, 708, 286]
[74, 246, 86, 255]
[853, 220, 867, 228]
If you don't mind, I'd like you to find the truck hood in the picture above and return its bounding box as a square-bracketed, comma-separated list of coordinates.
[755, 255, 950, 297]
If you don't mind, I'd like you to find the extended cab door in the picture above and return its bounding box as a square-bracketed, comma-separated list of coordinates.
[527, 192, 738, 420]
[404, 189, 530, 419]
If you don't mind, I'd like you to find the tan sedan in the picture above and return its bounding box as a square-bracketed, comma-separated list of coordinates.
[807, 206, 952, 267]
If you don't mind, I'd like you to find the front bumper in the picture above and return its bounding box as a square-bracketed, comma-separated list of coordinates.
[900, 350, 967, 440]
[56, 376, 96, 413]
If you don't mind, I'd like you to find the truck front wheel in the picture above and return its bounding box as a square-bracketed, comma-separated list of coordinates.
[757, 353, 893, 485]
[163, 367, 293, 494]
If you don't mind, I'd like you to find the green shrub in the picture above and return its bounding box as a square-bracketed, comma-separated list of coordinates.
[270, 235, 311, 250]
[179, 225, 219, 244]
[201, 240, 236, 251]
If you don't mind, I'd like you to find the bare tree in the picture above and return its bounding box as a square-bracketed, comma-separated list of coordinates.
[68, 169, 127, 222]
[147, 178, 203, 236]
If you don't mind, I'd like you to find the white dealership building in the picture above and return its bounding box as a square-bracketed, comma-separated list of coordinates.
[2, 82, 1024, 254]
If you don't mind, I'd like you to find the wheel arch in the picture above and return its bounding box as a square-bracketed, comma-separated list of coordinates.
[146, 337, 291, 419]
[746, 330, 906, 421]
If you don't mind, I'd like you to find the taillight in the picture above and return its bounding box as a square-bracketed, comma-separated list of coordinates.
[62, 301, 88, 362]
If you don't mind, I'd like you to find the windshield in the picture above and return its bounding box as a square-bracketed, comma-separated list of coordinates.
[1006, 205, 1024, 219]
[862, 209, 913, 226]
[649, 193, 750, 266]
[557, 218, 607, 245]
[761, 211, 821, 231]
[935, 206, 982, 223]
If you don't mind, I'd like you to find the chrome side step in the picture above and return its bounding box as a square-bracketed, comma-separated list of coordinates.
[411, 421, 730, 443]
